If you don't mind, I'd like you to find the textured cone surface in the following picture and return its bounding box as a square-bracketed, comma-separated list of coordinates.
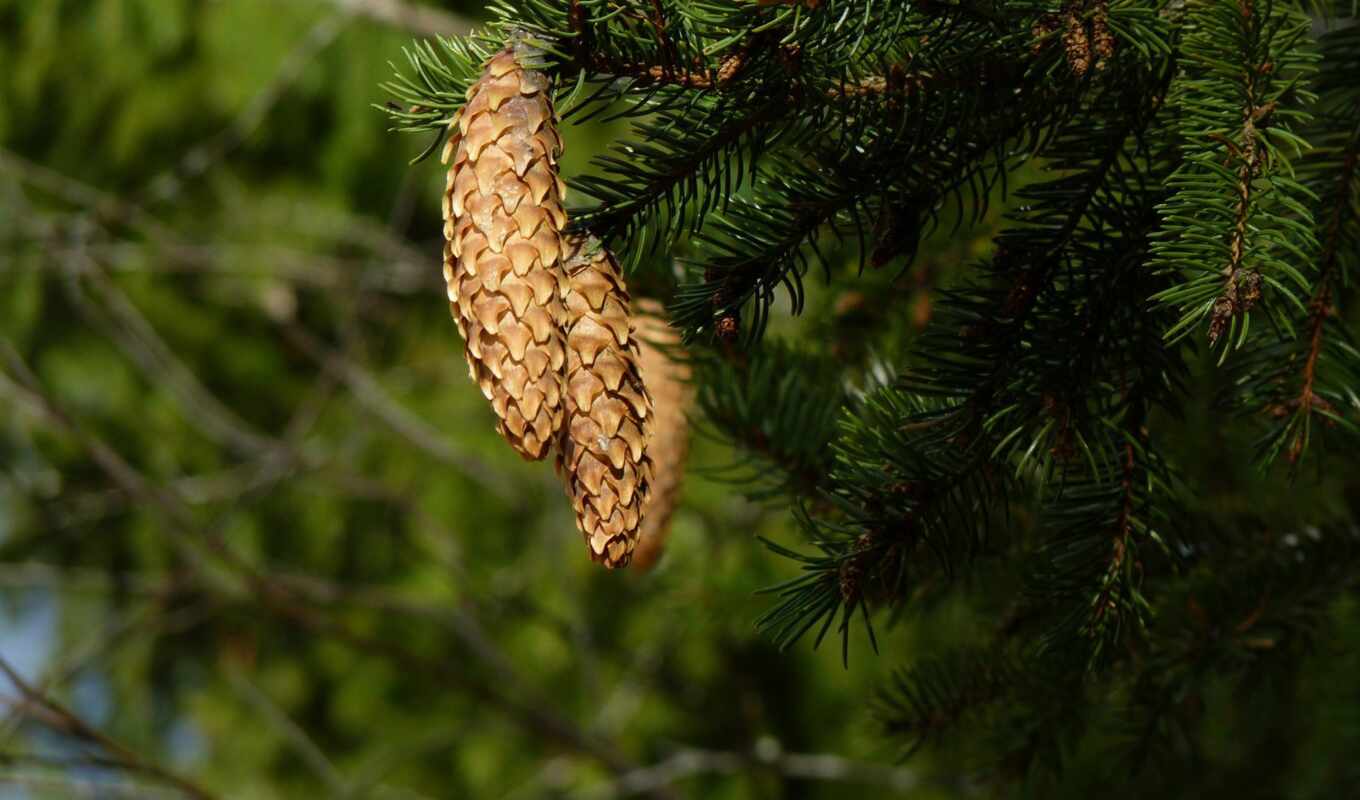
[441, 47, 568, 461]
[558, 237, 653, 568]
[630, 299, 692, 572]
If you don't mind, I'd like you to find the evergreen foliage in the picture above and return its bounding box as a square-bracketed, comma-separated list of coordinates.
[383, 0, 1360, 793]
[0, 0, 1358, 796]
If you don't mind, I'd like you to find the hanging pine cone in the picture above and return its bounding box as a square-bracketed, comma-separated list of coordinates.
[630, 299, 692, 572]
[558, 236, 653, 568]
[441, 46, 568, 461]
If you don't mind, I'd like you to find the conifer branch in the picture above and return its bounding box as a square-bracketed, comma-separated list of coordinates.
[1151, 0, 1318, 350]
[1228, 17, 1360, 465]
[677, 66, 1070, 341]
[364, 3, 1360, 788]
[696, 344, 843, 499]
[1211, 32, 1275, 346]
[878, 648, 1021, 757]
[1288, 126, 1360, 459]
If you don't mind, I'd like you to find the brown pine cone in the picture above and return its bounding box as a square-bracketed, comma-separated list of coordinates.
[1062, 6, 1093, 77]
[630, 299, 692, 572]
[558, 236, 653, 568]
[441, 46, 568, 460]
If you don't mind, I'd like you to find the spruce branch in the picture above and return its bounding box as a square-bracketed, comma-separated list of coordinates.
[755, 392, 1010, 657]
[381, 0, 1062, 309]
[675, 54, 1075, 342]
[1226, 18, 1360, 465]
[1024, 403, 1184, 669]
[1287, 127, 1360, 459]
[1116, 521, 1360, 771]
[695, 343, 844, 499]
[1151, 0, 1320, 351]
[877, 646, 1024, 757]
[752, 34, 1181, 657]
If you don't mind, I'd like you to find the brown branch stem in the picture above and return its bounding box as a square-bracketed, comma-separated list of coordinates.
[0, 656, 217, 800]
[1292, 134, 1360, 454]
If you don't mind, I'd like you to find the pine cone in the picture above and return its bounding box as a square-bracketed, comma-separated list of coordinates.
[630, 299, 692, 572]
[558, 236, 653, 568]
[441, 47, 568, 460]
[1062, 6, 1093, 77]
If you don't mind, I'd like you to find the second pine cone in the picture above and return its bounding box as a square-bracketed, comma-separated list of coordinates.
[558, 236, 653, 568]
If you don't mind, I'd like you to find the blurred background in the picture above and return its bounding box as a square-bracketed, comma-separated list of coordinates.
[0, 1, 992, 797]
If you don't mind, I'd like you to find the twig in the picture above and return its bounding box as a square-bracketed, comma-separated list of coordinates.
[1288, 127, 1360, 460]
[140, 13, 353, 207]
[0, 766, 189, 799]
[0, 656, 217, 800]
[9, 198, 513, 497]
[333, 0, 473, 37]
[281, 324, 519, 501]
[0, 600, 160, 740]
[1207, 0, 1272, 345]
[576, 743, 918, 798]
[63, 251, 280, 457]
[0, 148, 183, 246]
[223, 666, 350, 795]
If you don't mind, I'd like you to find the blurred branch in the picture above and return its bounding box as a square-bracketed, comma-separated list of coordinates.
[95, 240, 434, 293]
[0, 599, 214, 754]
[71, 264, 508, 505]
[135, 0, 475, 209]
[3, 145, 437, 296]
[333, 0, 474, 37]
[4, 209, 434, 294]
[0, 345, 643, 785]
[0, 656, 217, 800]
[140, 13, 352, 207]
[63, 253, 279, 457]
[0, 768, 185, 799]
[223, 666, 350, 795]
[0, 600, 158, 740]
[576, 742, 919, 797]
[281, 323, 520, 501]
[341, 725, 453, 800]
[4, 147, 516, 497]
[37, 457, 299, 530]
[0, 149, 184, 246]
[25, 452, 477, 584]
[248, 591, 648, 782]
[0, 344, 228, 582]
[0, 563, 168, 595]
[0, 560, 518, 713]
